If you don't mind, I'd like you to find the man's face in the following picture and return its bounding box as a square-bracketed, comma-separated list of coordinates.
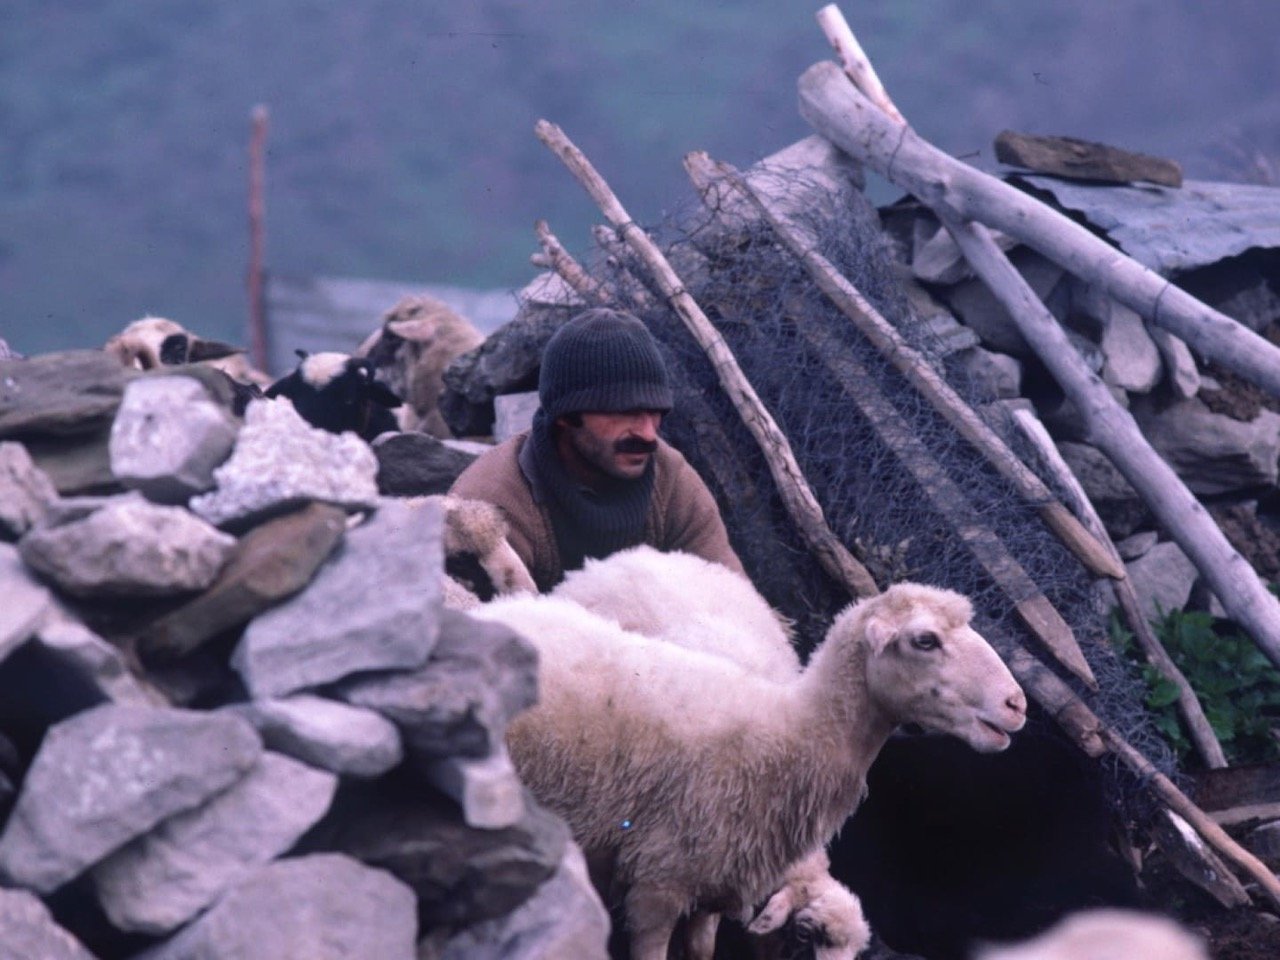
[556, 409, 664, 484]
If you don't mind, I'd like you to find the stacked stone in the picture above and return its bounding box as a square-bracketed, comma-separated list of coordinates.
[0, 351, 608, 960]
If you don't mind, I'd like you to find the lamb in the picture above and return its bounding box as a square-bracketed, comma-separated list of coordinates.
[264, 350, 403, 442]
[411, 494, 537, 609]
[745, 848, 871, 960]
[471, 576, 1027, 960]
[356, 294, 484, 438]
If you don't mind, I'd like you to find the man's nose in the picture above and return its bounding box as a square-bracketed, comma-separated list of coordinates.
[630, 412, 661, 440]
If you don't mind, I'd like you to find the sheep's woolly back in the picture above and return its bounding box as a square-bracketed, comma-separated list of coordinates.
[553, 547, 799, 677]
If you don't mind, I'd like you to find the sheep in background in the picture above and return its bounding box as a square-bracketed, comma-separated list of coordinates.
[472, 578, 1027, 960]
[105, 316, 244, 372]
[356, 294, 484, 438]
[973, 908, 1208, 960]
[264, 350, 402, 442]
[409, 494, 537, 609]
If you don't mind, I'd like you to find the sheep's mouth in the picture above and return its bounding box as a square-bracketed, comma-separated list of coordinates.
[976, 717, 1014, 750]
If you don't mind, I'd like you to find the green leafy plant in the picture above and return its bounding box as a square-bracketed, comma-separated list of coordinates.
[1111, 607, 1280, 766]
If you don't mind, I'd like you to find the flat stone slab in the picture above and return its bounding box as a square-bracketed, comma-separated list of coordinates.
[189, 398, 379, 529]
[93, 751, 338, 934]
[19, 493, 236, 598]
[0, 704, 261, 893]
[1135, 397, 1280, 496]
[0, 441, 58, 539]
[233, 498, 444, 698]
[139, 502, 347, 662]
[222, 694, 403, 778]
[0, 350, 135, 437]
[109, 374, 239, 503]
[373, 430, 477, 496]
[0, 542, 52, 666]
[132, 854, 416, 960]
[338, 609, 536, 761]
[20, 427, 118, 496]
[0, 888, 97, 960]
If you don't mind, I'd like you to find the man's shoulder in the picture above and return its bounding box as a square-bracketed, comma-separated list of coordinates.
[450, 433, 528, 495]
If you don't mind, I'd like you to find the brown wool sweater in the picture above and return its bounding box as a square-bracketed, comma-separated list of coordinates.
[449, 432, 744, 592]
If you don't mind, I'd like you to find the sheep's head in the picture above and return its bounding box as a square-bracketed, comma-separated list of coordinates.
[105, 316, 242, 370]
[848, 583, 1026, 753]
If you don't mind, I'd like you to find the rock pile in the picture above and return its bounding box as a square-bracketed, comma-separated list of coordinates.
[0, 354, 609, 960]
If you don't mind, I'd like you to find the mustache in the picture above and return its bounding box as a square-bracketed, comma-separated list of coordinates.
[614, 437, 658, 455]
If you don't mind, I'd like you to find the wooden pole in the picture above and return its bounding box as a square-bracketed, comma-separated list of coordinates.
[533, 219, 607, 305]
[534, 119, 879, 599]
[247, 104, 270, 373]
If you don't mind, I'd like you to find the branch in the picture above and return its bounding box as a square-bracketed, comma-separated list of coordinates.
[533, 219, 608, 306]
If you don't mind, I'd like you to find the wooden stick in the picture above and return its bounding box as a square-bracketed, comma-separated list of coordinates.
[591, 225, 656, 308]
[1010, 407, 1227, 769]
[533, 219, 607, 305]
[246, 104, 270, 373]
[815, 4, 905, 125]
[797, 60, 1280, 401]
[534, 119, 879, 599]
[684, 151, 1123, 583]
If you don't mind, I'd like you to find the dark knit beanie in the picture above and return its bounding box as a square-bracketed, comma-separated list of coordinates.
[538, 308, 673, 417]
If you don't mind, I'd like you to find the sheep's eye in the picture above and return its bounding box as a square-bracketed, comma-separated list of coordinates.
[910, 632, 941, 651]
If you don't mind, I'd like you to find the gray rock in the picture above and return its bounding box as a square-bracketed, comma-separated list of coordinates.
[0, 888, 97, 960]
[33, 618, 160, 707]
[1056, 441, 1149, 539]
[109, 374, 239, 502]
[0, 704, 261, 893]
[1115, 530, 1159, 561]
[1133, 397, 1280, 496]
[1070, 282, 1162, 394]
[19, 426, 119, 496]
[0, 350, 134, 437]
[1149, 326, 1201, 400]
[948, 346, 1022, 400]
[944, 250, 1068, 357]
[492, 390, 540, 443]
[139, 502, 347, 662]
[327, 783, 567, 929]
[0, 441, 58, 539]
[425, 744, 525, 829]
[222, 694, 403, 778]
[440, 303, 567, 437]
[911, 220, 1017, 285]
[189, 397, 379, 529]
[0, 542, 52, 666]
[132, 854, 416, 960]
[18, 493, 236, 598]
[1126, 540, 1199, 624]
[338, 609, 536, 761]
[233, 498, 444, 698]
[436, 841, 610, 960]
[373, 430, 478, 497]
[93, 751, 338, 934]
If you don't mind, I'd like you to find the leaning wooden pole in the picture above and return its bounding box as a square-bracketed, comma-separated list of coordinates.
[534, 119, 879, 599]
[797, 61, 1280, 401]
[797, 58, 1280, 674]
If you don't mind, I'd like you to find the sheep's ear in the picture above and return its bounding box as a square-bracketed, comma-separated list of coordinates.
[367, 379, 403, 408]
[747, 888, 794, 936]
[864, 614, 897, 653]
[187, 338, 243, 362]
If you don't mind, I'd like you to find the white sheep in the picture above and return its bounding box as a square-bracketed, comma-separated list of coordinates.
[973, 908, 1208, 960]
[356, 295, 484, 438]
[554, 547, 866, 958]
[472, 576, 1027, 960]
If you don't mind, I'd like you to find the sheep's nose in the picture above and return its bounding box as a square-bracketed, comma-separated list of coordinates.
[1006, 688, 1027, 716]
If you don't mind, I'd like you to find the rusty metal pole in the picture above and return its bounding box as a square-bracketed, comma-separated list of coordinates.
[247, 104, 270, 373]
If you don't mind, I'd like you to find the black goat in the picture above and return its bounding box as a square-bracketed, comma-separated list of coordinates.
[265, 350, 402, 441]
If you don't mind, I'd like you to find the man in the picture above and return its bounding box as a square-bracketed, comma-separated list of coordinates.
[450, 307, 743, 592]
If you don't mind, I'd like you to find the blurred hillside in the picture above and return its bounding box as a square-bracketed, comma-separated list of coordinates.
[2, 0, 1278, 355]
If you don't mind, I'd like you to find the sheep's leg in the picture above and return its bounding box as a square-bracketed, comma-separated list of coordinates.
[685, 910, 721, 960]
[625, 885, 683, 960]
